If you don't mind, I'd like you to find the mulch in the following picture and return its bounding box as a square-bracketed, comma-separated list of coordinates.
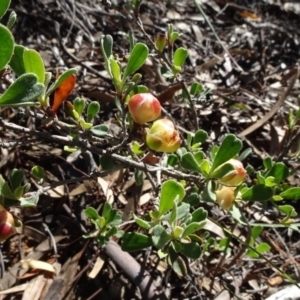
[1, 0, 300, 299]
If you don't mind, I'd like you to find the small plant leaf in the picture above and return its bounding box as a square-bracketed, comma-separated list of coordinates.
[122, 232, 153, 251]
[159, 180, 185, 215]
[180, 153, 201, 172]
[133, 214, 151, 229]
[23, 49, 45, 83]
[152, 224, 172, 249]
[87, 101, 100, 122]
[7, 11, 16, 29]
[280, 187, 300, 200]
[9, 44, 26, 76]
[171, 256, 187, 277]
[31, 166, 45, 180]
[0, 73, 44, 107]
[173, 47, 188, 67]
[193, 129, 208, 145]
[73, 97, 85, 116]
[0, 0, 10, 19]
[0, 24, 14, 71]
[10, 169, 24, 191]
[123, 43, 148, 81]
[90, 124, 109, 137]
[242, 185, 273, 201]
[182, 222, 206, 238]
[1, 182, 16, 200]
[278, 205, 297, 217]
[19, 193, 39, 207]
[210, 134, 242, 173]
[191, 207, 207, 222]
[85, 207, 100, 221]
[110, 58, 122, 91]
[266, 162, 289, 183]
[179, 242, 201, 259]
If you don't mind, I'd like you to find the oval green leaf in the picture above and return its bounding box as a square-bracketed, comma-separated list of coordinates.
[90, 124, 109, 137]
[123, 43, 148, 80]
[122, 232, 153, 252]
[173, 47, 188, 67]
[0, 0, 10, 19]
[159, 180, 185, 215]
[210, 134, 242, 173]
[180, 152, 201, 172]
[280, 187, 300, 200]
[0, 24, 14, 71]
[242, 185, 273, 201]
[87, 101, 100, 122]
[9, 44, 26, 76]
[23, 49, 45, 83]
[0, 73, 44, 107]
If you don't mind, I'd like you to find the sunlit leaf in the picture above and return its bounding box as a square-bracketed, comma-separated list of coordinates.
[0, 24, 14, 71]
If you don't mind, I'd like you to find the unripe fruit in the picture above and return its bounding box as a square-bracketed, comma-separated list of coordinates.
[146, 118, 181, 153]
[215, 186, 235, 210]
[219, 159, 247, 187]
[0, 205, 16, 242]
[128, 93, 161, 125]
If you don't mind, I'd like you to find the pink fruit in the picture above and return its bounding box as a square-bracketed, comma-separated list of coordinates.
[128, 93, 161, 125]
[146, 118, 181, 153]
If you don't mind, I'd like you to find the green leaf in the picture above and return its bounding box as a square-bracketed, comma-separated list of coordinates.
[180, 153, 201, 172]
[7, 11, 16, 29]
[185, 193, 200, 206]
[0, 24, 14, 71]
[193, 129, 208, 145]
[46, 68, 77, 98]
[256, 242, 271, 254]
[182, 222, 206, 238]
[85, 207, 100, 221]
[101, 35, 113, 59]
[251, 226, 263, 240]
[179, 242, 201, 259]
[90, 124, 109, 137]
[122, 232, 153, 251]
[110, 58, 122, 91]
[152, 224, 172, 249]
[31, 166, 45, 180]
[23, 49, 45, 83]
[280, 187, 300, 200]
[14, 186, 24, 199]
[0, 73, 44, 107]
[210, 163, 234, 179]
[201, 181, 216, 202]
[100, 35, 113, 78]
[134, 169, 144, 186]
[210, 134, 242, 173]
[0, 0, 10, 19]
[239, 148, 252, 161]
[278, 205, 297, 217]
[1, 182, 16, 200]
[191, 207, 207, 223]
[171, 256, 187, 277]
[241, 185, 273, 201]
[159, 180, 185, 215]
[266, 162, 289, 183]
[190, 82, 203, 95]
[10, 169, 24, 191]
[263, 157, 273, 169]
[169, 202, 178, 225]
[173, 47, 188, 67]
[87, 101, 100, 122]
[9, 44, 26, 76]
[123, 43, 148, 81]
[167, 154, 178, 167]
[230, 205, 247, 225]
[19, 193, 39, 207]
[73, 97, 85, 116]
[133, 214, 151, 229]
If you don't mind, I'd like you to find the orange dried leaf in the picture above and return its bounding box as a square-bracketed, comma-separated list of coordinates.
[52, 74, 76, 114]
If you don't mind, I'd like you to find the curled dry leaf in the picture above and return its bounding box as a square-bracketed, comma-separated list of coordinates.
[21, 259, 56, 273]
